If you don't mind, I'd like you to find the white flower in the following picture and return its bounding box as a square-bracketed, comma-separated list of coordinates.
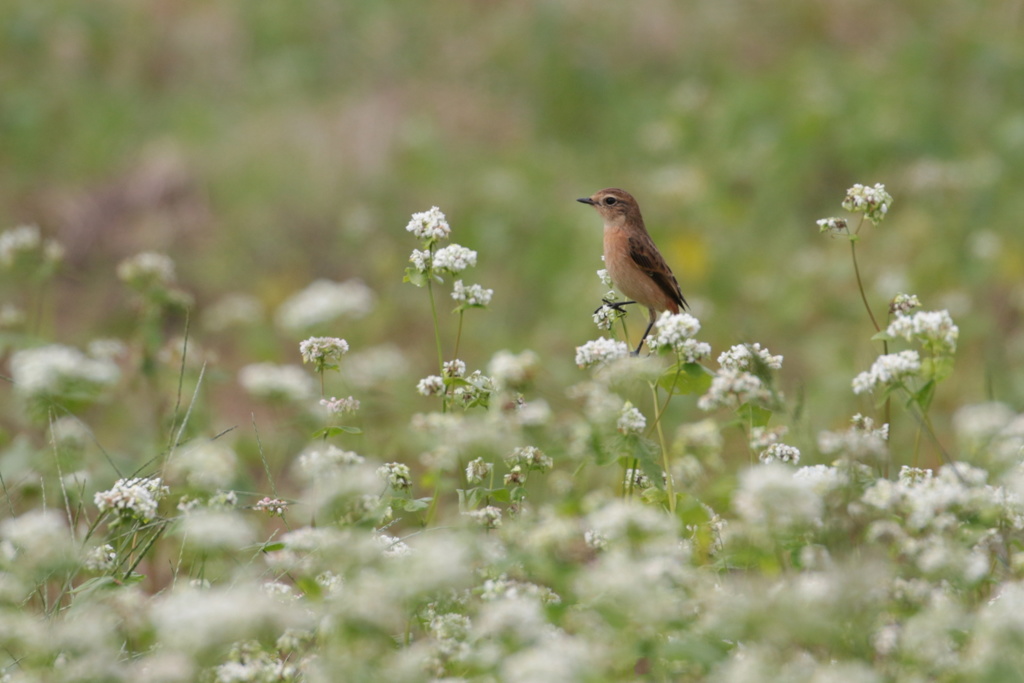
[575, 337, 629, 368]
[466, 457, 493, 484]
[432, 244, 477, 274]
[717, 343, 783, 371]
[9, 344, 120, 404]
[320, 396, 360, 414]
[697, 368, 771, 411]
[94, 477, 170, 524]
[617, 401, 647, 435]
[890, 292, 922, 315]
[417, 374, 445, 396]
[733, 464, 824, 528]
[465, 505, 502, 529]
[648, 312, 710, 362]
[816, 217, 848, 234]
[117, 251, 176, 286]
[842, 182, 893, 224]
[299, 336, 349, 366]
[452, 280, 493, 306]
[409, 248, 432, 273]
[759, 443, 801, 465]
[597, 268, 613, 287]
[294, 445, 365, 482]
[238, 363, 316, 402]
[488, 349, 538, 390]
[377, 462, 413, 490]
[886, 309, 958, 355]
[506, 446, 552, 472]
[405, 206, 451, 242]
[274, 279, 374, 332]
[592, 303, 620, 330]
[818, 413, 889, 461]
[443, 359, 467, 378]
[852, 350, 921, 394]
[167, 441, 237, 491]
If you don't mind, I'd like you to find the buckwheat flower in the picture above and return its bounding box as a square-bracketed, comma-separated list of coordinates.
[117, 251, 176, 287]
[377, 462, 413, 491]
[320, 395, 360, 415]
[733, 464, 824, 528]
[749, 425, 787, 450]
[759, 443, 801, 465]
[617, 401, 647, 435]
[816, 217, 848, 234]
[0, 509, 74, 571]
[253, 497, 289, 516]
[592, 303, 620, 330]
[443, 359, 466, 378]
[299, 336, 349, 370]
[84, 544, 117, 572]
[851, 350, 921, 394]
[506, 445, 552, 472]
[465, 505, 502, 529]
[238, 363, 315, 402]
[597, 268, 613, 287]
[295, 445, 365, 481]
[697, 368, 771, 411]
[406, 206, 451, 242]
[818, 414, 889, 461]
[466, 457, 493, 484]
[488, 349, 538, 390]
[417, 374, 445, 396]
[452, 280, 493, 306]
[9, 344, 120, 407]
[432, 244, 477, 274]
[886, 309, 959, 355]
[584, 529, 608, 550]
[179, 509, 256, 552]
[94, 477, 169, 525]
[718, 342, 783, 371]
[344, 344, 410, 390]
[649, 311, 700, 348]
[274, 279, 374, 332]
[167, 440, 237, 491]
[890, 292, 922, 316]
[409, 248, 432, 273]
[625, 468, 652, 489]
[842, 182, 893, 224]
[0, 224, 41, 266]
[504, 465, 527, 486]
[575, 337, 629, 368]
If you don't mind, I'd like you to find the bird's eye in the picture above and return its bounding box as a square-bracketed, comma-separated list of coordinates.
[603, 196, 617, 206]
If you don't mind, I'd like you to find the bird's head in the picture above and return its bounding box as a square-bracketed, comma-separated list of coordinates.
[577, 188, 642, 227]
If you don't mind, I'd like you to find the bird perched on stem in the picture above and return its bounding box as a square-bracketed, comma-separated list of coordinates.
[577, 188, 687, 354]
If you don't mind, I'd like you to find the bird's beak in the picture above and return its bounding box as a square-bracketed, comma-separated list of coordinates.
[577, 197, 595, 205]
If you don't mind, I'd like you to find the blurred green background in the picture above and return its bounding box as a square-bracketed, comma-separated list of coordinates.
[3, 0, 1023, 457]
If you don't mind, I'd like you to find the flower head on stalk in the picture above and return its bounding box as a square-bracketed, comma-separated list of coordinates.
[300, 337, 349, 374]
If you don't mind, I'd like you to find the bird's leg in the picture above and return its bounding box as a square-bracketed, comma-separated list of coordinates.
[632, 309, 657, 356]
[594, 298, 637, 315]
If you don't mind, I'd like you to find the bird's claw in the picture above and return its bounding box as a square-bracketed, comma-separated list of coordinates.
[593, 299, 636, 315]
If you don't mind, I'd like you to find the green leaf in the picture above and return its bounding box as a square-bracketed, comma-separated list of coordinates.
[910, 380, 936, 412]
[261, 541, 287, 552]
[871, 330, 895, 342]
[736, 402, 773, 428]
[395, 497, 432, 512]
[403, 268, 427, 287]
[311, 425, 363, 439]
[659, 362, 713, 396]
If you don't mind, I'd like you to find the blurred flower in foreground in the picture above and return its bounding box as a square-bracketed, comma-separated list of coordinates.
[275, 279, 374, 333]
[0, 224, 63, 276]
[201, 293, 265, 332]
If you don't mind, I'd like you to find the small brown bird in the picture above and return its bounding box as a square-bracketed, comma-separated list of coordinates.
[577, 188, 687, 354]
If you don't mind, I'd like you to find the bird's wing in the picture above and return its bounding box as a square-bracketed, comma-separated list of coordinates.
[628, 234, 688, 310]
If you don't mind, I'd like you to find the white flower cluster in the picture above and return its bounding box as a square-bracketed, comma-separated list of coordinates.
[759, 443, 801, 465]
[0, 224, 63, 269]
[718, 343, 783, 371]
[294, 445, 365, 482]
[818, 413, 889, 462]
[405, 206, 451, 242]
[465, 505, 502, 529]
[617, 401, 647, 435]
[443, 359, 467, 378]
[890, 292, 922, 316]
[505, 445, 552, 472]
[117, 251, 176, 287]
[238, 363, 315, 402]
[575, 337, 629, 368]
[698, 368, 772, 411]
[649, 312, 711, 362]
[299, 336, 349, 366]
[377, 462, 413, 491]
[275, 279, 374, 332]
[9, 343, 120, 404]
[733, 464, 824, 528]
[431, 244, 478, 274]
[320, 396, 360, 414]
[465, 457, 493, 484]
[887, 309, 959, 355]
[852, 350, 921, 394]
[94, 477, 170, 524]
[592, 302, 622, 331]
[452, 280, 493, 306]
[417, 374, 445, 396]
[842, 182, 893, 224]
[487, 349, 538, 390]
[816, 217, 848, 234]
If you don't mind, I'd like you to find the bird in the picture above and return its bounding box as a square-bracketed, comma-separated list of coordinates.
[577, 188, 687, 354]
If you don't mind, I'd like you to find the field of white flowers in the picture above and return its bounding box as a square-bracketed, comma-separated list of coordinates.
[1, 184, 1023, 683]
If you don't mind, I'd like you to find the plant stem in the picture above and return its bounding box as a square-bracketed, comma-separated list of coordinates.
[453, 311, 465, 361]
[426, 278, 445, 372]
[850, 240, 881, 334]
[650, 382, 676, 514]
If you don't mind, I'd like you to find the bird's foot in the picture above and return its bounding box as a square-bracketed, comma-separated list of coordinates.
[593, 299, 636, 315]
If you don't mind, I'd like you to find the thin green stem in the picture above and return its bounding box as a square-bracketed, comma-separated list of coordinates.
[650, 382, 676, 514]
[426, 278, 445, 372]
[453, 310, 465, 361]
[849, 240, 881, 334]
